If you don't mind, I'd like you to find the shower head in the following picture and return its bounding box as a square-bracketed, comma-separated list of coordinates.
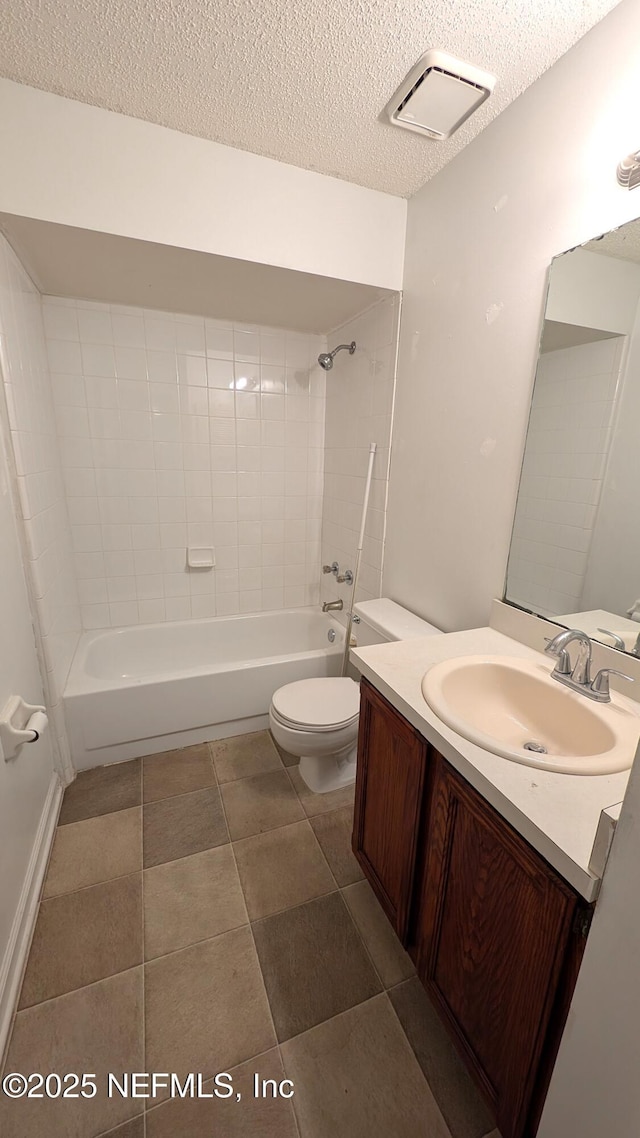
[317, 341, 356, 370]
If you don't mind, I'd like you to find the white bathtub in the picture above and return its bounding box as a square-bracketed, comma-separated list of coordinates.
[64, 608, 344, 769]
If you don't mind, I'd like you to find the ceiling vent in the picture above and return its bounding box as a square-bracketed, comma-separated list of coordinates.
[385, 50, 495, 141]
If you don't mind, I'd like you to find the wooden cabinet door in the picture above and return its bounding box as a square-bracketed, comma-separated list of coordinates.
[416, 753, 579, 1138]
[352, 679, 428, 942]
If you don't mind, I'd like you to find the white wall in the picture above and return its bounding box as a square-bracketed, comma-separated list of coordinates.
[377, 0, 640, 1132]
[538, 737, 640, 1138]
[321, 296, 400, 613]
[0, 80, 406, 292]
[44, 297, 325, 627]
[0, 238, 79, 776]
[507, 337, 624, 616]
[0, 262, 60, 1062]
[546, 247, 640, 333]
[383, 0, 640, 633]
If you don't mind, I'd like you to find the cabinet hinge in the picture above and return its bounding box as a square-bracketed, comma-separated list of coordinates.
[573, 908, 593, 939]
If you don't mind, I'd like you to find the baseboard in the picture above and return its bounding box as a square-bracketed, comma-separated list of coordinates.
[0, 773, 62, 1066]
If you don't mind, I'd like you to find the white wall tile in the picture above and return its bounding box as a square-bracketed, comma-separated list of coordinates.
[43, 298, 327, 626]
[321, 295, 400, 610]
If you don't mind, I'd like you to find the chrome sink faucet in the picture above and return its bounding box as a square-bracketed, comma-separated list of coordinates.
[544, 628, 632, 703]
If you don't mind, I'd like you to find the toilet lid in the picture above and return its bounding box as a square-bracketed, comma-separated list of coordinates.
[272, 677, 360, 730]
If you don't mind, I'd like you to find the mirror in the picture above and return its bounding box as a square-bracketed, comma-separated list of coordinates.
[505, 216, 640, 657]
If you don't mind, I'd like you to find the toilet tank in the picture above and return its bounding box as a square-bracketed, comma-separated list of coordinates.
[352, 599, 441, 647]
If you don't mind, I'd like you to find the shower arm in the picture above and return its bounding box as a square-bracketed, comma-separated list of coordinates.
[317, 341, 356, 370]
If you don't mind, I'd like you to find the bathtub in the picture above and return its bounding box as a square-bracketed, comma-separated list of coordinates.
[64, 608, 344, 770]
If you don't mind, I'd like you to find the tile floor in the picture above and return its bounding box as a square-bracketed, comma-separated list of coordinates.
[1, 731, 499, 1138]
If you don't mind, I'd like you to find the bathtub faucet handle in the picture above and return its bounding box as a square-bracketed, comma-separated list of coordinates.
[323, 562, 339, 576]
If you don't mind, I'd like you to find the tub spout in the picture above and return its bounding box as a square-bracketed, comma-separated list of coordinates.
[322, 599, 343, 613]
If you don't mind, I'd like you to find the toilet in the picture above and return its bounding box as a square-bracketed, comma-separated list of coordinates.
[269, 599, 441, 793]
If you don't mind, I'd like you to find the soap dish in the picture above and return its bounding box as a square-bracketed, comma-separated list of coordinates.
[187, 547, 215, 570]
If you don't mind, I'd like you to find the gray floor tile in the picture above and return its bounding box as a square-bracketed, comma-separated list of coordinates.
[252, 891, 381, 1041]
[221, 769, 304, 840]
[146, 1048, 297, 1137]
[342, 879, 415, 988]
[234, 820, 336, 920]
[143, 743, 216, 803]
[19, 874, 142, 1008]
[58, 760, 141, 825]
[281, 993, 452, 1138]
[145, 926, 276, 1100]
[144, 846, 247, 959]
[310, 805, 364, 886]
[0, 968, 143, 1138]
[211, 730, 282, 783]
[389, 977, 494, 1138]
[43, 808, 141, 899]
[143, 785, 228, 868]
[98, 1118, 145, 1137]
[271, 736, 299, 767]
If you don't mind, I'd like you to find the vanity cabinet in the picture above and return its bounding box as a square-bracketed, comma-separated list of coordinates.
[353, 679, 591, 1138]
[352, 678, 428, 940]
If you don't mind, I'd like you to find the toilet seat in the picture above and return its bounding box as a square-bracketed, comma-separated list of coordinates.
[270, 677, 359, 732]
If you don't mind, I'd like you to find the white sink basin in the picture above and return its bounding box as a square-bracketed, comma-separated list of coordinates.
[421, 655, 640, 774]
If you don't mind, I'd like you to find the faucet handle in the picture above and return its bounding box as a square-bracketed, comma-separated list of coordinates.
[543, 638, 571, 675]
[590, 668, 634, 701]
[597, 628, 626, 651]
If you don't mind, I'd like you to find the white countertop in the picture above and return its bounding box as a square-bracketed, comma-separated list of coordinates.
[351, 627, 634, 901]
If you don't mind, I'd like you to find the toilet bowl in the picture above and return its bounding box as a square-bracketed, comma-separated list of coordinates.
[269, 676, 360, 794]
[269, 598, 441, 794]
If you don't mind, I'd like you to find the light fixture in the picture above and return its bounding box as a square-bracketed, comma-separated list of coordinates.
[385, 49, 495, 141]
[617, 151, 640, 189]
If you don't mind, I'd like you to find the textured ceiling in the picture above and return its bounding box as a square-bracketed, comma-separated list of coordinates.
[0, 0, 621, 197]
[585, 217, 640, 264]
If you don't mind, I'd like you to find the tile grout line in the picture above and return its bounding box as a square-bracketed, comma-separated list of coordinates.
[96, 1112, 145, 1137]
[379, 988, 456, 1138]
[336, 886, 389, 994]
[7, 740, 355, 1136]
[279, 993, 394, 1138]
[143, 917, 251, 967]
[213, 765, 305, 1136]
[36, 865, 142, 905]
[67, 737, 350, 826]
[282, 761, 355, 821]
[9, 962, 143, 1014]
[300, 812, 342, 894]
[249, 886, 342, 931]
[230, 756, 389, 1138]
[19, 745, 354, 1008]
[244, 883, 340, 926]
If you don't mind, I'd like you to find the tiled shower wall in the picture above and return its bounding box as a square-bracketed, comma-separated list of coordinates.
[0, 237, 80, 776]
[507, 336, 624, 616]
[321, 295, 400, 611]
[43, 298, 326, 628]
